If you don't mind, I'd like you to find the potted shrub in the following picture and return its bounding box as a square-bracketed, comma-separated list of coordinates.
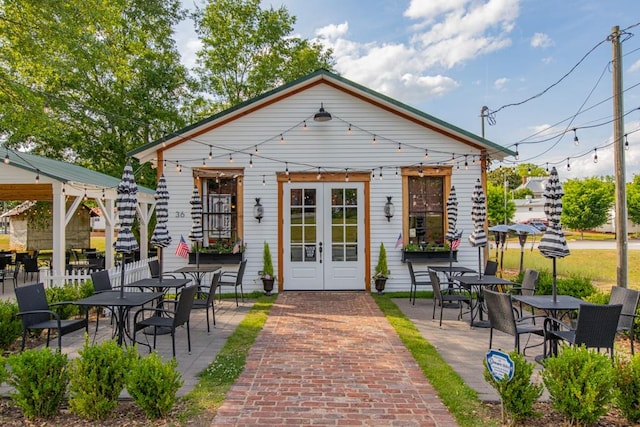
[373, 242, 390, 295]
[259, 241, 275, 296]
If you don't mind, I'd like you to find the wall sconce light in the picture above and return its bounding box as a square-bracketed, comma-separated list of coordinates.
[253, 197, 264, 223]
[313, 102, 332, 122]
[384, 196, 394, 222]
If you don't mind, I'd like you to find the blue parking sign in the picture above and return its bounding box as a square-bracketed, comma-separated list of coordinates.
[486, 350, 514, 382]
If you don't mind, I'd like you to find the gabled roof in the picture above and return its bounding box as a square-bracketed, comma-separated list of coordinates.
[0, 146, 154, 196]
[129, 69, 514, 161]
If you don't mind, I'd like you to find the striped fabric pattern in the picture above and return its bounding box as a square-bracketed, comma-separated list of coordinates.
[115, 160, 139, 254]
[445, 185, 462, 243]
[150, 174, 171, 248]
[539, 167, 570, 258]
[188, 186, 204, 243]
[468, 179, 487, 247]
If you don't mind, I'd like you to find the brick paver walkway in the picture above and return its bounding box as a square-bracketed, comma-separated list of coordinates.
[211, 292, 458, 426]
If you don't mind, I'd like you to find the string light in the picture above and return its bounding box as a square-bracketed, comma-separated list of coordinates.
[178, 164, 182, 174]
[229, 153, 233, 163]
[249, 154, 253, 168]
[372, 135, 376, 144]
[625, 134, 629, 151]
[418, 163, 424, 177]
[514, 143, 519, 161]
[175, 161, 180, 172]
[280, 134, 285, 143]
[208, 145, 213, 159]
[378, 167, 383, 180]
[302, 120, 307, 130]
[3, 153, 9, 164]
[464, 155, 468, 170]
[370, 169, 375, 182]
[345, 169, 349, 182]
[566, 157, 571, 171]
[262, 175, 266, 186]
[163, 159, 166, 168]
[254, 145, 259, 154]
[285, 162, 289, 175]
[202, 158, 206, 166]
[573, 128, 579, 145]
[395, 167, 398, 177]
[424, 149, 428, 159]
[593, 148, 598, 163]
[545, 162, 549, 173]
[397, 142, 401, 152]
[317, 167, 321, 180]
[347, 124, 352, 134]
[35, 169, 40, 183]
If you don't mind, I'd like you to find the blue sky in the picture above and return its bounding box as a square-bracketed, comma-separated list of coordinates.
[177, 0, 640, 180]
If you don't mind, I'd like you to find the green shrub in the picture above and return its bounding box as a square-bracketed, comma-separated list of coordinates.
[542, 345, 615, 426]
[45, 281, 93, 319]
[584, 289, 608, 305]
[126, 351, 183, 419]
[6, 348, 69, 419]
[68, 337, 137, 420]
[483, 350, 542, 424]
[0, 355, 7, 385]
[615, 354, 640, 423]
[0, 300, 22, 349]
[536, 273, 595, 299]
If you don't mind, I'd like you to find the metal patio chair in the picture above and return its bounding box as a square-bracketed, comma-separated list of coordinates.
[407, 261, 431, 305]
[609, 286, 640, 355]
[15, 282, 88, 351]
[510, 269, 540, 320]
[429, 270, 471, 327]
[133, 284, 198, 357]
[218, 260, 247, 307]
[484, 289, 545, 354]
[192, 272, 221, 333]
[544, 303, 623, 360]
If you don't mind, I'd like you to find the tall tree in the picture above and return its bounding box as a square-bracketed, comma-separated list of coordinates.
[486, 182, 516, 226]
[626, 174, 640, 225]
[487, 166, 521, 190]
[0, 0, 191, 182]
[193, 0, 334, 109]
[562, 177, 614, 238]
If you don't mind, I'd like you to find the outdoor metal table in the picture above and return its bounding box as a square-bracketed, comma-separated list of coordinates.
[456, 275, 515, 327]
[75, 290, 163, 345]
[126, 277, 191, 294]
[429, 265, 476, 282]
[172, 265, 222, 287]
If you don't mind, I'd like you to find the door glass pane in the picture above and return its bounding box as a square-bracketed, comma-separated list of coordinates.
[290, 188, 317, 262]
[331, 187, 358, 262]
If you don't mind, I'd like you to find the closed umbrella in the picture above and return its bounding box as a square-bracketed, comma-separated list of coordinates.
[150, 174, 171, 282]
[445, 186, 462, 270]
[188, 186, 204, 268]
[508, 223, 542, 273]
[538, 167, 570, 302]
[488, 224, 510, 275]
[468, 179, 488, 277]
[115, 160, 139, 298]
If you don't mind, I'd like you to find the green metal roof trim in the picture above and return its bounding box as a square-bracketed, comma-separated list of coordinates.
[0, 146, 154, 195]
[129, 69, 514, 158]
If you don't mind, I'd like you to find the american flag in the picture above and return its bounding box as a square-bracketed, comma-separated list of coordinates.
[451, 239, 461, 251]
[232, 239, 243, 254]
[175, 235, 190, 258]
[395, 233, 403, 249]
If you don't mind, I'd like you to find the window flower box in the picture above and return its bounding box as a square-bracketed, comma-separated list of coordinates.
[188, 252, 243, 264]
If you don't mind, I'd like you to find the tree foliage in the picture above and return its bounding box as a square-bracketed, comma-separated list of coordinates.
[562, 177, 614, 235]
[486, 182, 516, 225]
[487, 166, 521, 190]
[627, 174, 640, 225]
[0, 0, 191, 183]
[193, 0, 334, 109]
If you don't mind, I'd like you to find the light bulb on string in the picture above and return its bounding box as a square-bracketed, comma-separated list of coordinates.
[514, 144, 519, 161]
[249, 154, 253, 168]
[262, 175, 266, 186]
[178, 164, 182, 174]
[285, 162, 289, 176]
[527, 166, 531, 175]
[545, 162, 549, 173]
[450, 153, 455, 163]
[397, 142, 402, 152]
[625, 134, 629, 151]
[456, 162, 460, 170]
[317, 167, 321, 180]
[573, 128, 579, 145]
[566, 158, 571, 171]
[372, 135, 377, 144]
[163, 159, 166, 168]
[418, 163, 424, 177]
[202, 158, 206, 166]
[101, 189, 105, 200]
[424, 149, 429, 159]
[395, 167, 399, 177]
[3, 153, 9, 164]
[208, 145, 213, 159]
[303, 120, 308, 130]
[378, 167, 383, 181]
[345, 169, 349, 182]
[347, 124, 352, 134]
[593, 148, 598, 163]
[464, 155, 468, 170]
[35, 169, 40, 184]
[229, 153, 233, 163]
[370, 169, 375, 182]
[254, 145, 259, 154]
[175, 162, 180, 172]
[280, 134, 285, 143]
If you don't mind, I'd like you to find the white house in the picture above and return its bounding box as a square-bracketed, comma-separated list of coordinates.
[130, 70, 513, 293]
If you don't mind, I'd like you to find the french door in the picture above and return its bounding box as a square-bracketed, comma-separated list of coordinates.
[283, 182, 365, 290]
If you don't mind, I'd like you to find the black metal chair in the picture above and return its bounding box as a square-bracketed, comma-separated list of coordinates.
[484, 260, 498, 276]
[133, 284, 198, 357]
[544, 303, 623, 360]
[218, 260, 247, 307]
[510, 269, 540, 319]
[193, 272, 221, 333]
[11, 261, 21, 289]
[429, 270, 471, 327]
[15, 282, 88, 351]
[147, 259, 177, 280]
[484, 289, 545, 354]
[609, 286, 640, 355]
[22, 256, 39, 282]
[407, 261, 431, 305]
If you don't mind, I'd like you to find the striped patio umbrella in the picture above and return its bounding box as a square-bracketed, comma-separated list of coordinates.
[188, 186, 204, 267]
[115, 160, 139, 298]
[445, 186, 462, 269]
[468, 179, 488, 277]
[150, 174, 171, 282]
[538, 167, 570, 302]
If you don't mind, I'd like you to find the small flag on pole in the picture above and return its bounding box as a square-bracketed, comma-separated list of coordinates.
[451, 239, 461, 251]
[175, 235, 190, 258]
[232, 239, 243, 254]
[395, 233, 403, 249]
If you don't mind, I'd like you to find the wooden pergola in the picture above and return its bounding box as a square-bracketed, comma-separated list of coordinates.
[0, 147, 155, 277]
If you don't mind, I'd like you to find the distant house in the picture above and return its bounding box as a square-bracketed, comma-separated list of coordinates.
[0, 200, 94, 251]
[512, 177, 547, 224]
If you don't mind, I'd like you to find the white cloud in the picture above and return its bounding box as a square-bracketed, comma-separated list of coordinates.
[628, 59, 640, 73]
[494, 77, 509, 90]
[541, 56, 553, 64]
[313, 0, 520, 102]
[530, 32, 554, 48]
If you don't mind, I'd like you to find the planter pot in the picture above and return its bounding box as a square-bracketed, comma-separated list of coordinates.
[189, 252, 243, 264]
[262, 278, 275, 296]
[374, 278, 387, 295]
[402, 250, 457, 263]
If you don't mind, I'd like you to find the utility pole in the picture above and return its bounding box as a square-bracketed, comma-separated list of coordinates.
[611, 25, 628, 287]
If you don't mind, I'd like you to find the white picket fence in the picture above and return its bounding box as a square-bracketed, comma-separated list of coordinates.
[39, 257, 157, 288]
